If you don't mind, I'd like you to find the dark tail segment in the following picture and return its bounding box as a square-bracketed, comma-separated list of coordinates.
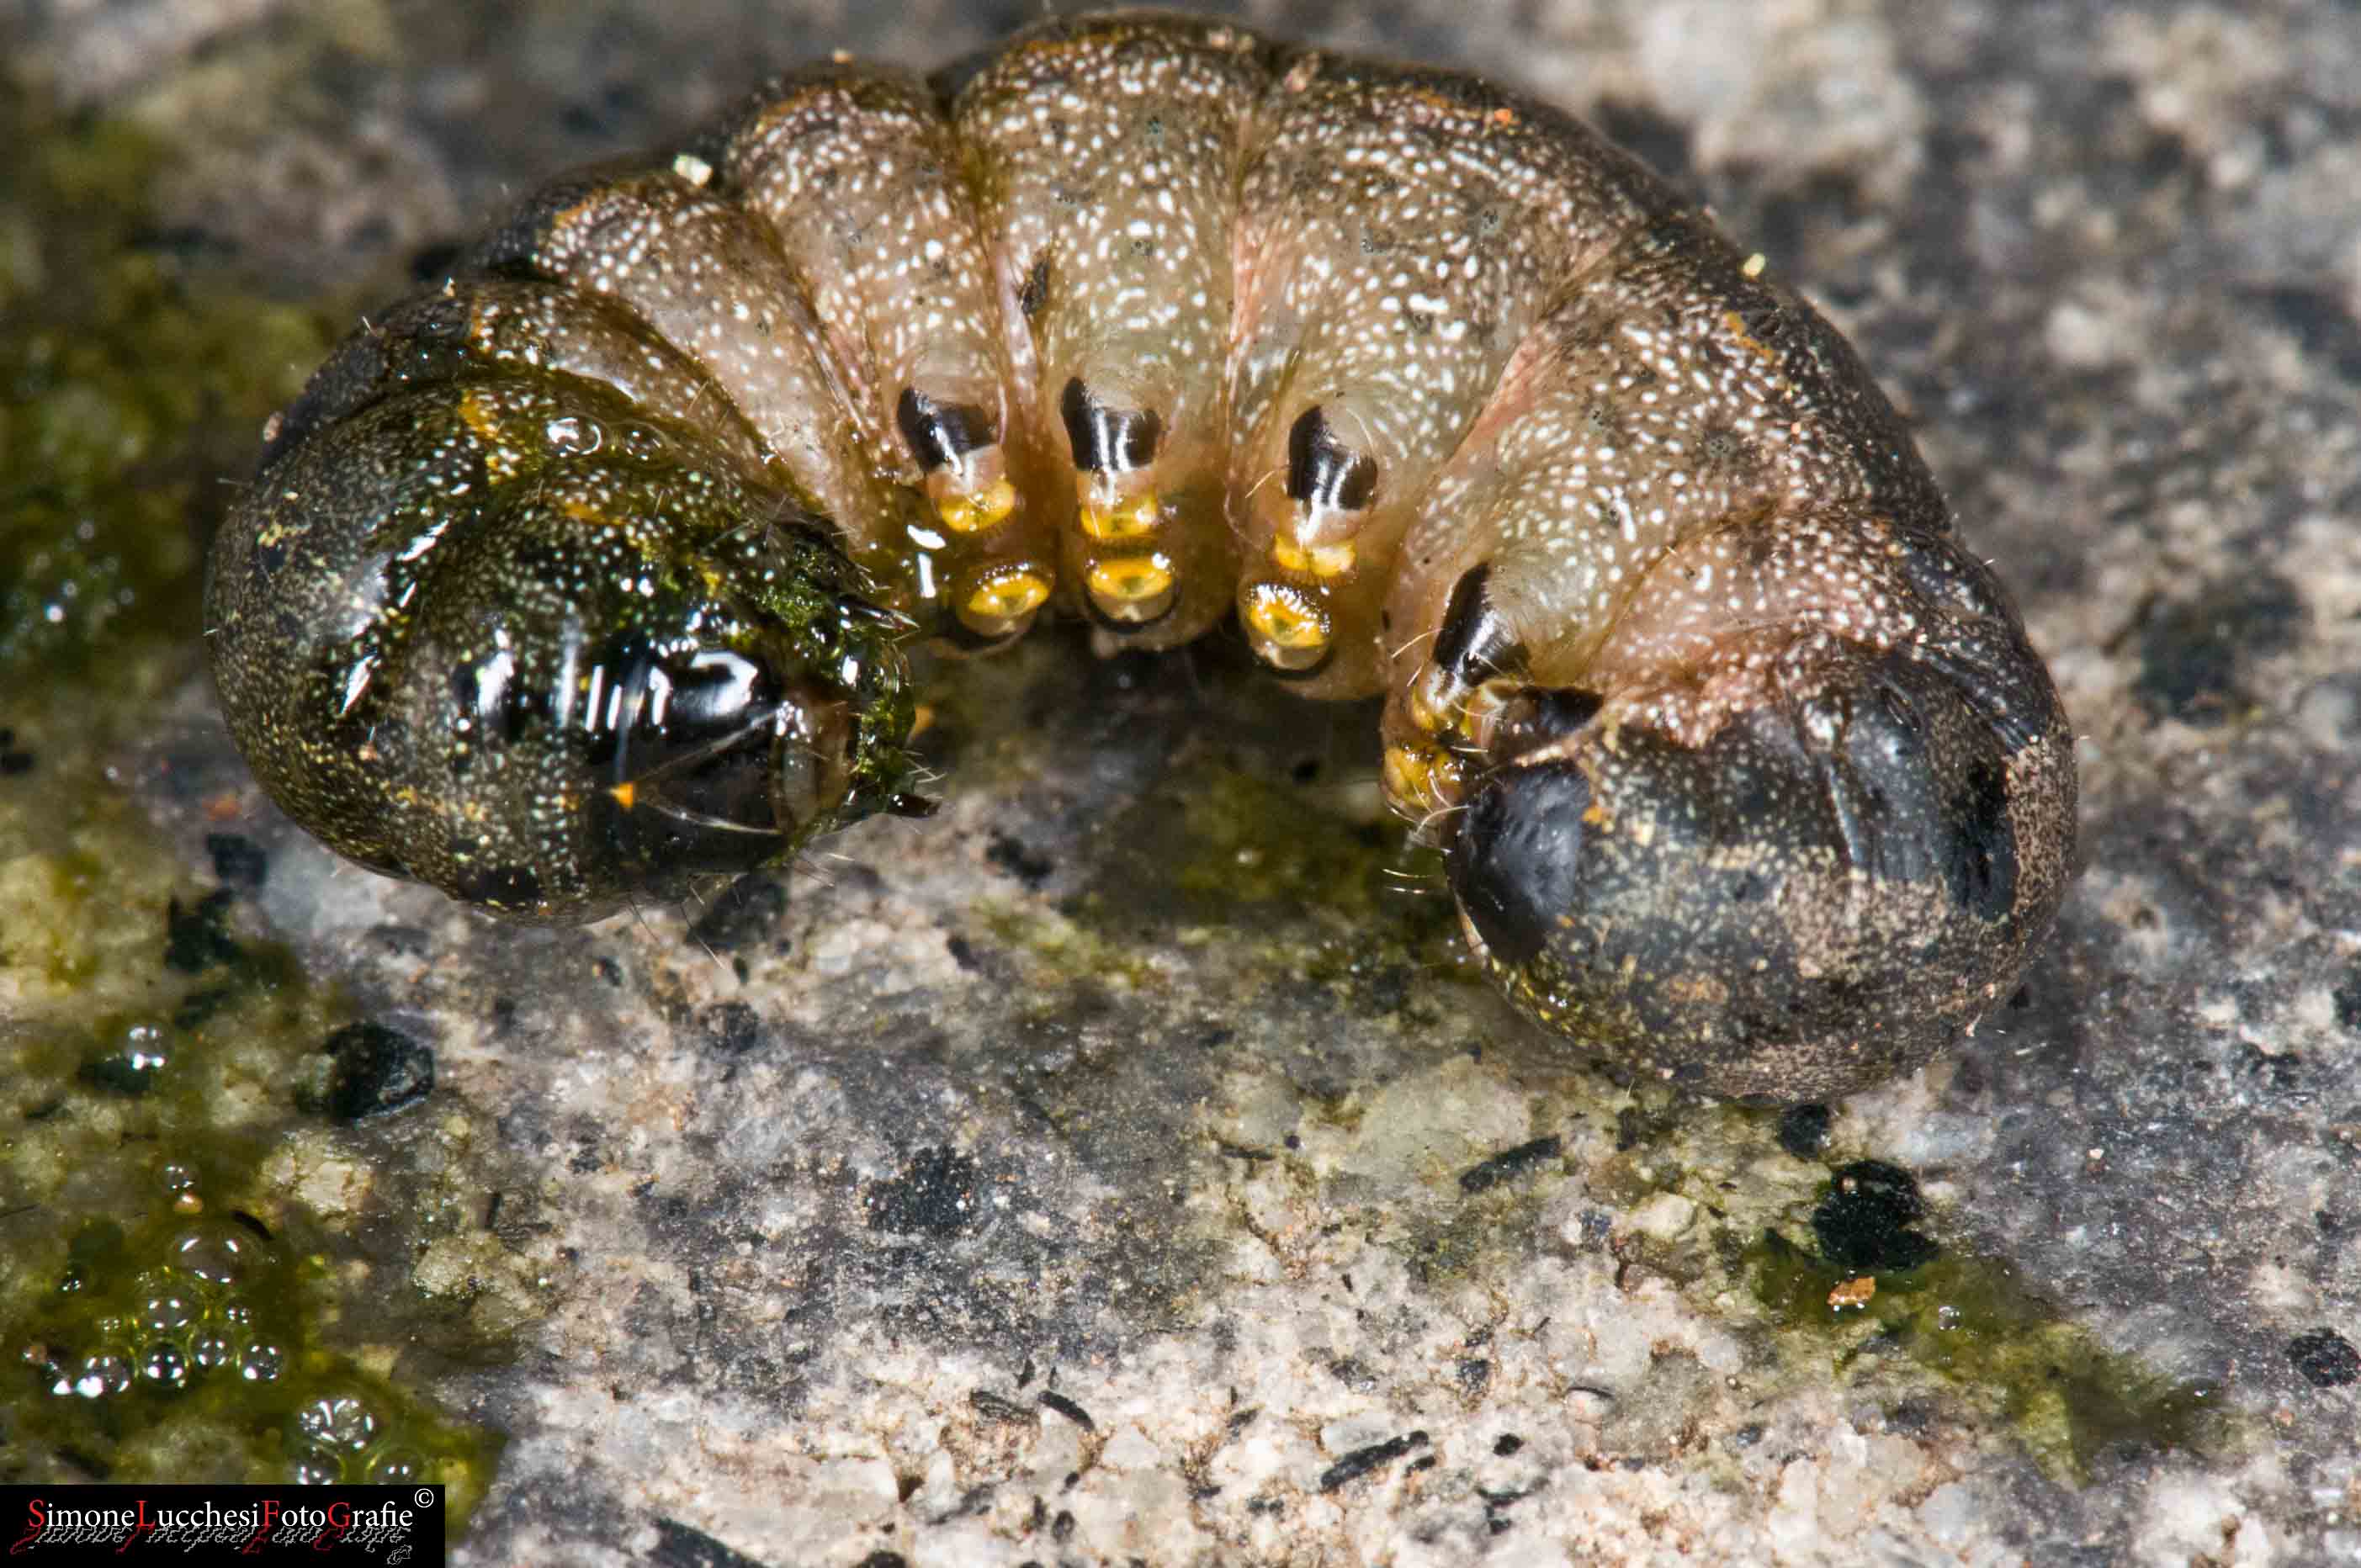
[1448, 628, 2075, 1105]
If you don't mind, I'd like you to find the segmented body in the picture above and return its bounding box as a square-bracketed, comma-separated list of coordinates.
[205, 12, 2077, 1102]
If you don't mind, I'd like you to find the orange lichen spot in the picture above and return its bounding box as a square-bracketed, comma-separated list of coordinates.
[1828, 1276, 1877, 1310]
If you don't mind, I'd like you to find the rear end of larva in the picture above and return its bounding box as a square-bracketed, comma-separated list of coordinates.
[204, 10, 2076, 1102]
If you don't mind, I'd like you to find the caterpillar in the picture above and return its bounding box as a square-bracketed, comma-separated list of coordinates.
[204, 10, 2077, 1104]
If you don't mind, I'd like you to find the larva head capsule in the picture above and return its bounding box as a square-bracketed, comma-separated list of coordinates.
[206, 380, 921, 924]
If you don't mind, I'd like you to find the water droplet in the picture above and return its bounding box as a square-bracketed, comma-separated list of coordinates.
[236, 1341, 284, 1383]
[289, 1444, 344, 1486]
[294, 1393, 379, 1452]
[139, 1343, 190, 1390]
[137, 1279, 199, 1337]
[166, 1221, 265, 1292]
[364, 1446, 429, 1484]
[75, 1352, 133, 1398]
[191, 1332, 235, 1371]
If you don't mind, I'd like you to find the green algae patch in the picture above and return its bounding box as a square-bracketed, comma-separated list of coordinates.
[974, 898, 1165, 999]
[1157, 767, 1394, 919]
[0, 84, 331, 681]
[10, 1167, 502, 1532]
[1748, 1202, 2226, 1486]
[1079, 754, 1465, 1006]
[0, 849, 515, 1518]
[0, 86, 513, 1526]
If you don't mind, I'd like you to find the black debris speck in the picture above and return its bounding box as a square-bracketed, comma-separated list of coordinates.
[1459, 1134, 1563, 1194]
[867, 1146, 986, 1238]
[985, 830, 1054, 889]
[1456, 1358, 1493, 1396]
[968, 1388, 1037, 1426]
[1812, 1160, 1939, 1272]
[647, 1516, 772, 1568]
[1777, 1103, 1833, 1159]
[1039, 1390, 1095, 1431]
[1318, 1430, 1429, 1492]
[204, 833, 268, 888]
[946, 933, 981, 971]
[1492, 1434, 1523, 1457]
[2288, 1328, 2359, 1388]
[0, 728, 32, 775]
[163, 889, 241, 973]
[312, 1022, 433, 1121]
[698, 1000, 763, 1057]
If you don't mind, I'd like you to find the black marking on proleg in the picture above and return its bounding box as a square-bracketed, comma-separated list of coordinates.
[1432, 564, 1526, 685]
[1447, 760, 1592, 970]
[896, 388, 996, 471]
[1061, 378, 1160, 474]
[1285, 405, 1377, 513]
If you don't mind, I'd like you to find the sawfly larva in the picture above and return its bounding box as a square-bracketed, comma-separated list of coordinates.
[206, 10, 2077, 1102]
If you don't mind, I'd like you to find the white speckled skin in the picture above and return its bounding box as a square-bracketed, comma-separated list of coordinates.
[205, 10, 2076, 1100]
